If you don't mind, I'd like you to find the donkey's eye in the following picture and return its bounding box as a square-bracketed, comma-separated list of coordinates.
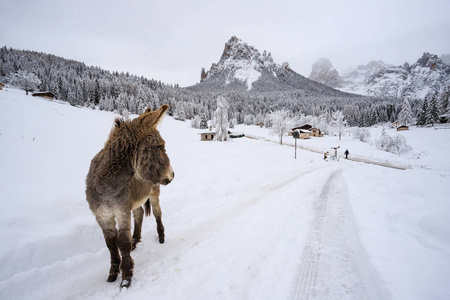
[155, 145, 164, 150]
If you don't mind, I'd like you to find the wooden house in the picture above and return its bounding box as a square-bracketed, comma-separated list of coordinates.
[200, 132, 215, 141]
[289, 125, 313, 136]
[293, 129, 311, 139]
[0, 82, 5, 90]
[32, 91, 55, 100]
[397, 125, 409, 131]
[310, 128, 323, 137]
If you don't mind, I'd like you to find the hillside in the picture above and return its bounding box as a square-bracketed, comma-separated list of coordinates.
[1, 88, 450, 299]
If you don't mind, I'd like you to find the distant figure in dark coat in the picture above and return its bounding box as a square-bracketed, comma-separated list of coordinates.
[344, 149, 349, 159]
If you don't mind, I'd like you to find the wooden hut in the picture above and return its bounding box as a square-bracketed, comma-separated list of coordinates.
[200, 132, 215, 141]
[32, 91, 55, 100]
[397, 125, 409, 131]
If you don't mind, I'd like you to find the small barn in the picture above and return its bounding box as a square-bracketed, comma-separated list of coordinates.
[397, 125, 409, 131]
[0, 82, 5, 90]
[310, 128, 323, 137]
[200, 132, 215, 141]
[32, 91, 55, 100]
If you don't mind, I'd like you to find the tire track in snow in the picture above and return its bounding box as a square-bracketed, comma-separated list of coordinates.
[290, 168, 377, 300]
[290, 169, 338, 300]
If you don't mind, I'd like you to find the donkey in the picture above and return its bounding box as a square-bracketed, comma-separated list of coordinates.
[86, 105, 174, 288]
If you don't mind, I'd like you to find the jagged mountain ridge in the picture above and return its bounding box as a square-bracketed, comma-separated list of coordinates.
[309, 53, 450, 100]
[189, 36, 356, 98]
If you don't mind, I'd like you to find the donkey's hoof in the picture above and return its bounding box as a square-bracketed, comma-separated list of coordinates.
[159, 236, 165, 244]
[120, 278, 132, 288]
[132, 238, 140, 251]
[107, 274, 118, 282]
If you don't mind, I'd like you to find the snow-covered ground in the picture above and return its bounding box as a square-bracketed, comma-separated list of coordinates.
[1, 88, 449, 300]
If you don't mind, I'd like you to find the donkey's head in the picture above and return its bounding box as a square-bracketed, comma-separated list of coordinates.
[131, 104, 174, 185]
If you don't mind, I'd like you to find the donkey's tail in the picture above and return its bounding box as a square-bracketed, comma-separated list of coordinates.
[144, 199, 151, 217]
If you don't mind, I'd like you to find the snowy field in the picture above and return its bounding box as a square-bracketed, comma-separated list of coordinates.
[1, 88, 450, 300]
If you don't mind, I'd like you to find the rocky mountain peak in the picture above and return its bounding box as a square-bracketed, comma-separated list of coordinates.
[192, 36, 343, 95]
[219, 36, 260, 63]
[308, 58, 343, 88]
[414, 52, 447, 71]
[199, 36, 280, 90]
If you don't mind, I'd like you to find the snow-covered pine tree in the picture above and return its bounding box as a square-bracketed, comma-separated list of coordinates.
[398, 98, 413, 125]
[200, 114, 208, 129]
[268, 109, 291, 145]
[428, 94, 440, 125]
[416, 98, 429, 125]
[214, 96, 229, 141]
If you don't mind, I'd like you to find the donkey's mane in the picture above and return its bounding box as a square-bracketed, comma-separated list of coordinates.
[114, 117, 124, 128]
[101, 118, 137, 178]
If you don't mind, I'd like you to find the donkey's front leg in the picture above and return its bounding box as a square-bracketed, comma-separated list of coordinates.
[116, 211, 134, 288]
[150, 185, 165, 244]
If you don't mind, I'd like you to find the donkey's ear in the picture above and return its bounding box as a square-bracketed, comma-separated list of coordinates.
[145, 108, 152, 113]
[141, 104, 169, 127]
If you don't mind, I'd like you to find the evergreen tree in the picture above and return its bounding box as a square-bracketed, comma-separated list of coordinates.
[200, 114, 208, 129]
[428, 94, 440, 125]
[398, 98, 413, 125]
[416, 99, 429, 125]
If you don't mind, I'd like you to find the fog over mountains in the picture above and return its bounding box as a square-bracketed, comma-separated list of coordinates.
[309, 53, 450, 100]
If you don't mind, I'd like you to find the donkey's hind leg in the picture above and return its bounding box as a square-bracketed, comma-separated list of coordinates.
[96, 214, 121, 283]
[150, 185, 165, 244]
[131, 206, 144, 251]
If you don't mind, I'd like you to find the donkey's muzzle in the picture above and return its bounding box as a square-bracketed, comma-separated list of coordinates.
[162, 166, 174, 185]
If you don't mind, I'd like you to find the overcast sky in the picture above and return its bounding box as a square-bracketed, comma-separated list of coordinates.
[1, 0, 449, 87]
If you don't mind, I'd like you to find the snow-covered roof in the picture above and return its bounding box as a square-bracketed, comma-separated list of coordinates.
[294, 129, 312, 133]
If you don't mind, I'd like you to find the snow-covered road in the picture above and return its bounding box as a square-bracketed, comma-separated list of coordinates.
[2, 89, 449, 299]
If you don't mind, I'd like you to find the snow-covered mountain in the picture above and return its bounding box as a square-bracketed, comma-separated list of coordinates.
[191, 36, 350, 97]
[335, 53, 450, 100]
[308, 58, 344, 88]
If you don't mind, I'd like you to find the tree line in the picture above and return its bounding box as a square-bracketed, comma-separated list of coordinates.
[2, 46, 447, 128]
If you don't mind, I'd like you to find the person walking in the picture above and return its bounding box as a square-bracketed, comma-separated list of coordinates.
[344, 149, 349, 159]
